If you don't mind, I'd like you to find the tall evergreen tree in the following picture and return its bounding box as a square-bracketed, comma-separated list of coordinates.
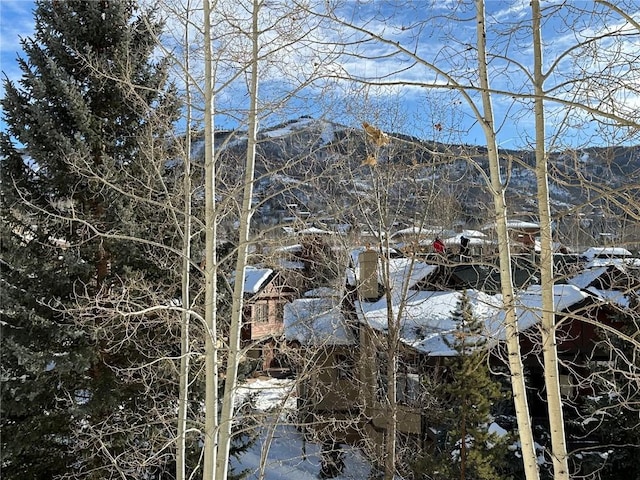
[413, 290, 512, 480]
[1, 1, 182, 478]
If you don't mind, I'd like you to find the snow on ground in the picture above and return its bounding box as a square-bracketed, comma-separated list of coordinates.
[233, 378, 372, 479]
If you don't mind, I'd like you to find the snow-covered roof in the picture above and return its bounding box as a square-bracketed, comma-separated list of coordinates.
[284, 297, 355, 346]
[566, 263, 639, 309]
[242, 267, 274, 294]
[506, 220, 540, 229]
[278, 259, 305, 270]
[442, 233, 494, 246]
[582, 247, 632, 261]
[390, 226, 447, 238]
[273, 244, 303, 254]
[567, 266, 611, 289]
[586, 287, 634, 309]
[297, 226, 334, 236]
[458, 229, 487, 238]
[512, 284, 590, 322]
[346, 252, 437, 292]
[355, 284, 589, 356]
[482, 220, 540, 231]
[585, 257, 640, 268]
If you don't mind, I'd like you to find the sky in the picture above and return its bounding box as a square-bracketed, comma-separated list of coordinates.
[0, 1, 34, 83]
[1, 0, 35, 136]
[1, 1, 639, 149]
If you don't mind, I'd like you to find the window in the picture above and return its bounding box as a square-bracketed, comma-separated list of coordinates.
[559, 372, 576, 398]
[397, 372, 422, 406]
[254, 303, 269, 323]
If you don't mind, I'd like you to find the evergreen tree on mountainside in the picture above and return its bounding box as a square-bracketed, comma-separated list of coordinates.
[0, 1, 184, 478]
[413, 290, 513, 480]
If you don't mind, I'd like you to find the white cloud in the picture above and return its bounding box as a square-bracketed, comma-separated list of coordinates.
[3, 0, 638, 146]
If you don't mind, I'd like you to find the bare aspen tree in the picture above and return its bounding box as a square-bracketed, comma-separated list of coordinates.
[202, 1, 351, 475]
[155, 0, 348, 475]
[202, 0, 220, 477]
[474, 2, 540, 478]
[536, 2, 639, 476]
[359, 132, 405, 480]
[530, 2, 569, 478]
[215, 0, 260, 476]
[515, 8, 640, 477]
[177, 2, 194, 478]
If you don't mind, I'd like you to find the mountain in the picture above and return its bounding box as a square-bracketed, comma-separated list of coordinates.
[195, 117, 640, 246]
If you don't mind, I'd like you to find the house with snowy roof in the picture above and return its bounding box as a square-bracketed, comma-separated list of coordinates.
[283, 288, 362, 441]
[581, 246, 633, 262]
[239, 266, 297, 373]
[285, 247, 637, 452]
[440, 229, 495, 258]
[351, 277, 599, 447]
[389, 225, 452, 252]
[568, 261, 640, 293]
[481, 219, 541, 252]
[562, 249, 640, 310]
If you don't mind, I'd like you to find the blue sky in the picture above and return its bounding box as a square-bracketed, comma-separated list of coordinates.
[1, 1, 34, 85]
[2, 1, 639, 149]
[1, 1, 35, 135]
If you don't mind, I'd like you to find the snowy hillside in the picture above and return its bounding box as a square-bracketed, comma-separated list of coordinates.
[204, 116, 640, 238]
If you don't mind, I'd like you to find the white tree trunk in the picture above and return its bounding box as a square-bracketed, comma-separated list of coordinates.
[475, 2, 540, 479]
[382, 241, 398, 480]
[176, 4, 193, 476]
[202, 0, 219, 477]
[531, 2, 569, 478]
[214, 1, 260, 478]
